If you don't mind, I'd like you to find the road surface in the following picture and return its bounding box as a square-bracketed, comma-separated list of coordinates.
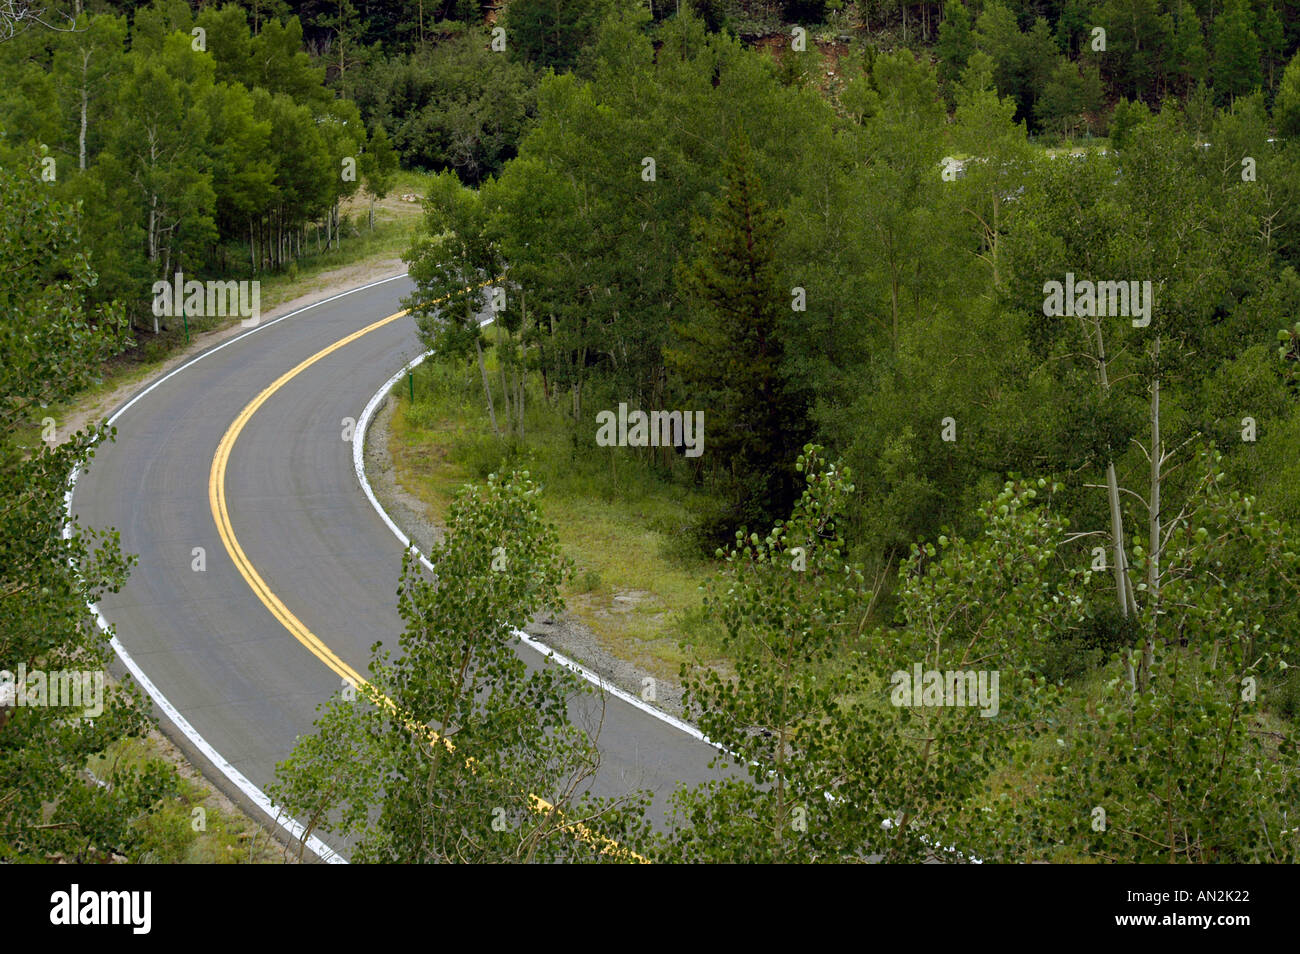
[70, 275, 724, 860]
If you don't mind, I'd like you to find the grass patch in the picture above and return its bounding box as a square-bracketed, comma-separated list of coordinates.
[254, 168, 433, 309]
[388, 352, 727, 681]
[87, 734, 287, 864]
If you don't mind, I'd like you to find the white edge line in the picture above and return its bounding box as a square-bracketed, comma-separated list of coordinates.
[349, 350, 991, 862]
[349, 287, 981, 863]
[59, 272, 978, 863]
[355, 341, 984, 864]
[62, 272, 410, 864]
[353, 350, 715, 747]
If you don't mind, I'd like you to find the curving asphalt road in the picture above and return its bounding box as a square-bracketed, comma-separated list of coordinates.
[70, 275, 724, 861]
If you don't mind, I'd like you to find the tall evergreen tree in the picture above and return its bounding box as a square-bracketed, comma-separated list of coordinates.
[1277, 50, 1300, 138]
[504, 0, 611, 72]
[668, 130, 808, 535]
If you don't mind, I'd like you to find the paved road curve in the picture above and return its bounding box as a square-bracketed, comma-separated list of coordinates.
[71, 276, 724, 860]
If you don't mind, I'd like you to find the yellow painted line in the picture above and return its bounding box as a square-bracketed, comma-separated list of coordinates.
[207, 296, 645, 862]
[209, 308, 407, 689]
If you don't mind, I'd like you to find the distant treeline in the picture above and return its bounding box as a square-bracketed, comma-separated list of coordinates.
[0, 1, 399, 331]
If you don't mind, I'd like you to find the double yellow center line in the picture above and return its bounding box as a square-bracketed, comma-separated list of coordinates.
[209, 309, 407, 688]
[206, 300, 644, 862]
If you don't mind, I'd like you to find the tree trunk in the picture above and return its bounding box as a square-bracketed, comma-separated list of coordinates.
[512, 374, 522, 444]
[1095, 317, 1138, 689]
[1095, 321, 1136, 611]
[573, 347, 587, 428]
[518, 289, 527, 440]
[539, 345, 550, 404]
[475, 337, 498, 435]
[1106, 462, 1136, 617]
[497, 322, 512, 435]
[78, 60, 88, 171]
[1145, 337, 1161, 685]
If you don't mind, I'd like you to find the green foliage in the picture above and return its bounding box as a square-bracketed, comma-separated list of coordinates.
[1035, 59, 1103, 137]
[654, 461, 1287, 864]
[0, 150, 172, 862]
[351, 32, 538, 186]
[1276, 48, 1300, 137]
[0, 0, 378, 334]
[360, 122, 398, 229]
[270, 472, 652, 862]
[669, 130, 809, 537]
[1041, 603, 1142, 681]
[403, 170, 509, 435]
[937, 0, 975, 92]
[1029, 646, 1299, 862]
[504, 0, 616, 72]
[485, 5, 828, 444]
[1107, 95, 1151, 149]
[1213, 0, 1264, 100]
[658, 446, 878, 862]
[847, 479, 1081, 861]
[7, 0, 1300, 866]
[1025, 462, 1300, 862]
[974, 1, 1061, 128]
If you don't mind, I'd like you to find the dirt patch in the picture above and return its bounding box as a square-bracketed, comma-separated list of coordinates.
[753, 33, 854, 93]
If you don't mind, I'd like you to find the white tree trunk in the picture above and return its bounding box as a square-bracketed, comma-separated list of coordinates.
[78, 58, 88, 171]
[475, 336, 498, 435]
[1145, 337, 1162, 682]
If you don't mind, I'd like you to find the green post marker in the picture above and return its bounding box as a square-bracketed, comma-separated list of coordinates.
[408, 369, 414, 402]
[182, 308, 189, 345]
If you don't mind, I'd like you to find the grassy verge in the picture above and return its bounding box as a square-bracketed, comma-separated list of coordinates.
[1038, 138, 1113, 156]
[87, 734, 288, 864]
[388, 353, 728, 681]
[253, 168, 433, 306]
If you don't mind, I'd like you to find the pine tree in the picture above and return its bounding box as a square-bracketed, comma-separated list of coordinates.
[1258, 2, 1285, 91]
[668, 131, 807, 534]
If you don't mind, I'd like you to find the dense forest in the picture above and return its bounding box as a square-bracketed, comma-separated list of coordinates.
[4, 0, 1300, 864]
